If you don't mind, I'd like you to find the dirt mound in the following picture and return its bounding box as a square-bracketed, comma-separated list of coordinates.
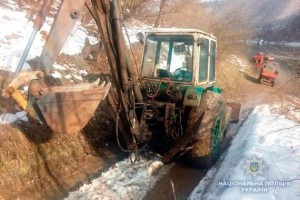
[0, 102, 126, 200]
[0, 44, 131, 200]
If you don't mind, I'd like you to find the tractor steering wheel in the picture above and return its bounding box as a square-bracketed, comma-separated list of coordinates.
[174, 67, 192, 81]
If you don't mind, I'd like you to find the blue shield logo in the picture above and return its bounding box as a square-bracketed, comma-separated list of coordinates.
[250, 162, 259, 172]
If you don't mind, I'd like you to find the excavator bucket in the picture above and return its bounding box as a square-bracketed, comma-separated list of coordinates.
[26, 79, 111, 134]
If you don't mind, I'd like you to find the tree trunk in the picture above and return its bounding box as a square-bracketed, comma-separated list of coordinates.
[154, 0, 167, 28]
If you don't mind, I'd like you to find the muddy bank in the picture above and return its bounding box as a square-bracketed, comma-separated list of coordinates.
[0, 104, 126, 200]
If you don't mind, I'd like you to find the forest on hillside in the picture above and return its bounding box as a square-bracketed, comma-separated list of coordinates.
[12, 0, 299, 62]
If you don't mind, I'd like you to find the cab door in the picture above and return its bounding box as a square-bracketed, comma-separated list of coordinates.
[198, 37, 217, 85]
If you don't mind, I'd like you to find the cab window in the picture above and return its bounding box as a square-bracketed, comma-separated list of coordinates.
[199, 38, 209, 82]
[209, 40, 216, 81]
[141, 35, 194, 82]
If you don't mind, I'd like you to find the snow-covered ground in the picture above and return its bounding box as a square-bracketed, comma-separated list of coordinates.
[245, 40, 300, 47]
[189, 105, 300, 200]
[66, 156, 167, 200]
[62, 105, 300, 200]
[0, 111, 27, 124]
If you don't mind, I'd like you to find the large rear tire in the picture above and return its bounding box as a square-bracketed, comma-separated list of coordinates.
[183, 91, 227, 168]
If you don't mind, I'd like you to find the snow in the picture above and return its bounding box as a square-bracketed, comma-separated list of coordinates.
[60, 21, 98, 55]
[189, 105, 300, 200]
[65, 156, 166, 200]
[0, 111, 28, 124]
[245, 40, 300, 48]
[50, 70, 62, 79]
[0, 1, 97, 73]
[0, 5, 42, 72]
[53, 63, 69, 70]
[61, 104, 300, 200]
[123, 19, 151, 45]
[284, 42, 300, 48]
[226, 54, 246, 70]
[0, 0, 149, 75]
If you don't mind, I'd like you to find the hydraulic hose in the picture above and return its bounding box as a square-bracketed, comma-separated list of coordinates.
[111, 0, 129, 91]
[111, 0, 142, 101]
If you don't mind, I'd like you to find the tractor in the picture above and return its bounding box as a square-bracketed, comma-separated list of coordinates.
[251, 52, 279, 86]
[258, 61, 279, 86]
[1, 0, 239, 167]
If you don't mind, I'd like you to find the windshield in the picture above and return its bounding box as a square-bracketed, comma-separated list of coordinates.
[141, 35, 194, 82]
[265, 62, 279, 70]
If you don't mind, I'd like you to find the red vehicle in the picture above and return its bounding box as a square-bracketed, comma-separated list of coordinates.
[251, 52, 275, 68]
[251, 52, 265, 68]
[258, 61, 279, 86]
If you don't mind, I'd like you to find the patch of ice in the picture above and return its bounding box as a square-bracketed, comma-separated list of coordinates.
[0, 113, 18, 124]
[284, 42, 300, 48]
[71, 73, 83, 81]
[53, 63, 68, 70]
[0, 111, 28, 124]
[78, 70, 88, 76]
[66, 156, 165, 200]
[15, 111, 28, 121]
[64, 74, 72, 79]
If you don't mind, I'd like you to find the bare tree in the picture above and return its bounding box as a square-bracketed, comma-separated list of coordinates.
[121, 0, 150, 19]
[122, 0, 198, 27]
[148, 0, 257, 57]
[204, 0, 256, 57]
[153, 0, 167, 27]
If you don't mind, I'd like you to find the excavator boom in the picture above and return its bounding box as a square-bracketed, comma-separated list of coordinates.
[3, 0, 117, 134]
[90, 0, 143, 150]
[3, 0, 142, 149]
[37, 0, 87, 74]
